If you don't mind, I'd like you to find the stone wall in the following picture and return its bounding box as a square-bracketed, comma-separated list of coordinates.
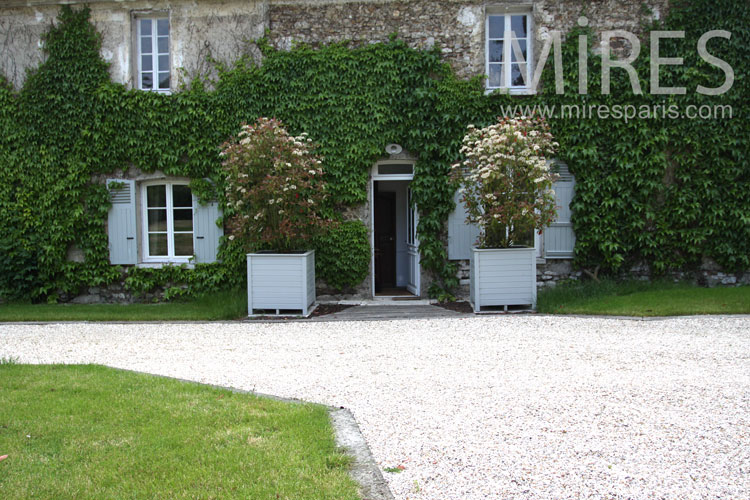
[268, 0, 670, 80]
[454, 257, 750, 300]
[1, 0, 669, 90]
[59, 269, 183, 304]
[0, 0, 266, 90]
[269, 0, 485, 78]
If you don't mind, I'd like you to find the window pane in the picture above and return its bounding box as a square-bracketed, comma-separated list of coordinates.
[140, 19, 152, 33]
[488, 15, 505, 39]
[141, 55, 152, 72]
[157, 19, 169, 36]
[158, 55, 169, 72]
[488, 64, 503, 88]
[511, 15, 528, 38]
[488, 40, 504, 63]
[158, 73, 170, 90]
[174, 234, 194, 256]
[157, 36, 168, 54]
[511, 40, 527, 62]
[378, 164, 413, 175]
[140, 36, 152, 54]
[172, 185, 192, 207]
[147, 185, 166, 207]
[148, 233, 168, 256]
[148, 209, 167, 231]
[511, 64, 526, 86]
[141, 72, 153, 89]
[173, 209, 193, 231]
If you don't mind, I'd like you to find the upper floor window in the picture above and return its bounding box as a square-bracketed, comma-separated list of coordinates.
[137, 17, 170, 92]
[486, 12, 533, 93]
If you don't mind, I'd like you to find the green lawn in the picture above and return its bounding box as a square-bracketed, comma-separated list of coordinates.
[0, 289, 248, 322]
[537, 279, 750, 316]
[0, 364, 360, 499]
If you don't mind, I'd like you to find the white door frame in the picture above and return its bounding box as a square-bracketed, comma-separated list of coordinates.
[370, 161, 419, 297]
[405, 186, 420, 296]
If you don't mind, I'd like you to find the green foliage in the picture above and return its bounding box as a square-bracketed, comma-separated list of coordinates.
[313, 220, 370, 291]
[0, 365, 360, 498]
[0, 289, 248, 321]
[540, 0, 749, 274]
[0, 0, 746, 301]
[455, 117, 558, 248]
[123, 263, 238, 300]
[537, 279, 750, 316]
[221, 117, 333, 252]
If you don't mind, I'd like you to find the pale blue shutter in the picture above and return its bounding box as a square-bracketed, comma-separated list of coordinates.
[544, 164, 576, 258]
[107, 179, 137, 265]
[447, 189, 481, 260]
[193, 199, 223, 263]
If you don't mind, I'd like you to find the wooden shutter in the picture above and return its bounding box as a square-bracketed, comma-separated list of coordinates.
[544, 164, 576, 258]
[447, 189, 481, 260]
[193, 199, 223, 263]
[106, 179, 137, 265]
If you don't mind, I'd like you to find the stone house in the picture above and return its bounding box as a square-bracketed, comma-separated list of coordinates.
[1, 0, 678, 301]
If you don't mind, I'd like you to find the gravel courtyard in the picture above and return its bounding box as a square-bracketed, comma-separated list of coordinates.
[1, 315, 749, 499]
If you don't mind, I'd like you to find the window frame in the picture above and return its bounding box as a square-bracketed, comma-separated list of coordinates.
[485, 10, 534, 94]
[140, 181, 195, 263]
[135, 14, 171, 93]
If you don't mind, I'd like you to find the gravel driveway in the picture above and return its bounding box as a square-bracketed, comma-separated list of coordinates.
[2, 315, 749, 499]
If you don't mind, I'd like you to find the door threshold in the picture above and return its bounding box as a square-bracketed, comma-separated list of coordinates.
[370, 296, 430, 305]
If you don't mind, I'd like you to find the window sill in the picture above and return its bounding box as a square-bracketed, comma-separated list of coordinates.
[137, 261, 195, 269]
[484, 87, 537, 96]
[136, 88, 173, 95]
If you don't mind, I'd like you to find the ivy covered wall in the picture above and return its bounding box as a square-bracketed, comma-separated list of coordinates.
[0, 0, 747, 302]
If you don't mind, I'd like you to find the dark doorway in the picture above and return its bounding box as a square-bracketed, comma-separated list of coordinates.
[374, 184, 396, 293]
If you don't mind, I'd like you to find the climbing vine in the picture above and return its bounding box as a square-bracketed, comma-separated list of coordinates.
[541, 0, 749, 274]
[0, 0, 746, 302]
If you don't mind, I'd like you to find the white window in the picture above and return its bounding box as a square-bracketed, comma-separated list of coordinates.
[137, 17, 170, 92]
[486, 12, 533, 93]
[141, 182, 194, 262]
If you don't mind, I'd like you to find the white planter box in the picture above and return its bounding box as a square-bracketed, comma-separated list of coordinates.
[247, 250, 316, 316]
[469, 247, 537, 312]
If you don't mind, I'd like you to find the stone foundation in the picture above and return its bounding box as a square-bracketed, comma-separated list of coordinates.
[453, 257, 750, 300]
[58, 269, 189, 304]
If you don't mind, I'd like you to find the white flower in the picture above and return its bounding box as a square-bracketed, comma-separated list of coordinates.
[228, 235, 235, 240]
[269, 199, 275, 204]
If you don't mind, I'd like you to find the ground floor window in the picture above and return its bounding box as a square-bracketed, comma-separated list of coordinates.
[142, 182, 194, 261]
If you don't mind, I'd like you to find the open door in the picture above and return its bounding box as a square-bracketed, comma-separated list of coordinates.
[406, 188, 420, 296]
[374, 190, 397, 292]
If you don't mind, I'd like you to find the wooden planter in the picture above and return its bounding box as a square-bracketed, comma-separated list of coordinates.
[470, 247, 537, 312]
[247, 250, 316, 316]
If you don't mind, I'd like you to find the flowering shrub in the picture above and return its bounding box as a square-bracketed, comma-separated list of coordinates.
[453, 116, 559, 248]
[221, 117, 333, 252]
